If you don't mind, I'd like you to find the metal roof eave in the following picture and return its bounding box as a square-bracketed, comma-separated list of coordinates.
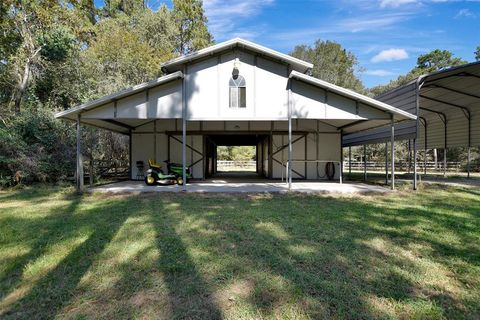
[161, 38, 313, 73]
[289, 70, 417, 121]
[55, 71, 184, 119]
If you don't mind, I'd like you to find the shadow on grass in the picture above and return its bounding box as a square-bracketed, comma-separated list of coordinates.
[149, 200, 223, 319]
[1, 192, 136, 319]
[0, 194, 82, 302]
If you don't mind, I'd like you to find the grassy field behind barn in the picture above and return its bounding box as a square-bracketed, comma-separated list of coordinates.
[0, 184, 479, 319]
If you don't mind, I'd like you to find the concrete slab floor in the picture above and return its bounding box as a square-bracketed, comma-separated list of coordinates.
[89, 180, 391, 194]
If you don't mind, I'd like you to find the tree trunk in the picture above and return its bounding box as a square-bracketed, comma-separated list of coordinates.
[13, 58, 31, 114]
[89, 157, 94, 186]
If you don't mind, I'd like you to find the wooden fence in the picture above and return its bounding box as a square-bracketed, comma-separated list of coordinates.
[217, 160, 256, 171]
[343, 161, 464, 172]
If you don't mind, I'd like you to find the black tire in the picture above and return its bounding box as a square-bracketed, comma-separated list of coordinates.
[145, 175, 156, 186]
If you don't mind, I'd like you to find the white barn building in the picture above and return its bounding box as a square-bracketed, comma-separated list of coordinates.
[56, 38, 416, 191]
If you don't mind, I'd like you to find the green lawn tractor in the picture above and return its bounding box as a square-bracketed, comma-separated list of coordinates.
[144, 159, 180, 186]
[144, 159, 192, 186]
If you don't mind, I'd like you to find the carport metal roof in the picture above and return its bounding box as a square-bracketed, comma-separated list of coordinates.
[343, 61, 480, 149]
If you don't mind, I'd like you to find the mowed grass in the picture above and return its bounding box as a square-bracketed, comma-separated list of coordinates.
[0, 184, 479, 319]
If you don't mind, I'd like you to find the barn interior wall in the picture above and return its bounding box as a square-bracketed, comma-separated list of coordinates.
[131, 120, 341, 181]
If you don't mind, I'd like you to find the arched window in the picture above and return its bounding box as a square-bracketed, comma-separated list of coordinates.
[229, 74, 246, 108]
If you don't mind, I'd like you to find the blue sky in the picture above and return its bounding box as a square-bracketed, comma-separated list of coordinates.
[101, 0, 480, 88]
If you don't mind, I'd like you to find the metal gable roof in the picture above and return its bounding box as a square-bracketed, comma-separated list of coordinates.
[161, 38, 313, 74]
[55, 71, 184, 120]
[289, 70, 417, 121]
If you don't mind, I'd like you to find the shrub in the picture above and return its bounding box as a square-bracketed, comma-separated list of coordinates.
[0, 109, 76, 187]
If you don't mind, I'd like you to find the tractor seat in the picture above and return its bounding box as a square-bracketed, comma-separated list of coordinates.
[148, 159, 161, 169]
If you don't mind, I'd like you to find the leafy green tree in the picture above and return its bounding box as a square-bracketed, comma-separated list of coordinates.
[134, 5, 177, 57]
[0, 0, 84, 114]
[290, 40, 366, 93]
[69, 0, 97, 25]
[217, 146, 234, 160]
[0, 0, 216, 185]
[102, 0, 145, 17]
[172, 0, 213, 54]
[80, 13, 168, 99]
[414, 49, 466, 73]
[475, 46, 480, 61]
[217, 146, 255, 161]
[370, 49, 467, 96]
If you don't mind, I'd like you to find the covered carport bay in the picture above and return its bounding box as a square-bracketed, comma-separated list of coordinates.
[342, 61, 480, 189]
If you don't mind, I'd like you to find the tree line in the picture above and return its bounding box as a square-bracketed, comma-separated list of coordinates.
[0, 0, 478, 186]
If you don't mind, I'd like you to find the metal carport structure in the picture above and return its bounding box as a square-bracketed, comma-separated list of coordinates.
[55, 38, 417, 193]
[342, 61, 480, 189]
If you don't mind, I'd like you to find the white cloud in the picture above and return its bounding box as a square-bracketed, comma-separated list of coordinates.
[379, 0, 417, 8]
[203, 0, 274, 41]
[364, 69, 396, 76]
[371, 48, 409, 62]
[455, 9, 476, 19]
[341, 13, 411, 32]
[271, 12, 412, 46]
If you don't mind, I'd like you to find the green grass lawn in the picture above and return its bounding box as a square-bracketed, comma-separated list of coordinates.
[1, 184, 479, 319]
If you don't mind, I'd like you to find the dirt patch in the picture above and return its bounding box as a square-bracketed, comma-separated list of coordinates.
[215, 279, 255, 309]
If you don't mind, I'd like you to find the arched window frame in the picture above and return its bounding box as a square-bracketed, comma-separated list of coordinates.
[229, 74, 246, 108]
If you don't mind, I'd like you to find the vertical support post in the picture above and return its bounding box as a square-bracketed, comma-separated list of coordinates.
[424, 121, 427, 175]
[444, 118, 447, 177]
[385, 142, 388, 185]
[408, 139, 412, 174]
[414, 77, 422, 189]
[317, 121, 320, 179]
[153, 120, 157, 162]
[268, 122, 273, 179]
[340, 130, 343, 184]
[129, 129, 132, 180]
[391, 115, 395, 190]
[288, 79, 292, 190]
[413, 138, 418, 190]
[182, 66, 187, 191]
[348, 146, 352, 176]
[76, 114, 84, 192]
[467, 147, 471, 179]
[443, 148, 447, 177]
[363, 144, 367, 181]
[467, 113, 471, 178]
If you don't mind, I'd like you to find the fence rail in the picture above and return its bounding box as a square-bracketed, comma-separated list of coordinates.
[343, 161, 466, 172]
[79, 159, 129, 181]
[217, 160, 256, 170]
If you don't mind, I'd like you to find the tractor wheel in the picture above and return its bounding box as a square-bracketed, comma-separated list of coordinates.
[145, 175, 156, 186]
[176, 176, 184, 185]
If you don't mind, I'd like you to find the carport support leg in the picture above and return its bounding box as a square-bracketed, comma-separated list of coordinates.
[288, 83, 292, 190]
[385, 142, 388, 185]
[413, 138, 417, 190]
[340, 131, 343, 184]
[467, 147, 471, 178]
[363, 144, 367, 182]
[391, 116, 395, 190]
[348, 146, 352, 177]
[76, 114, 83, 192]
[182, 118, 187, 191]
[443, 148, 447, 177]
